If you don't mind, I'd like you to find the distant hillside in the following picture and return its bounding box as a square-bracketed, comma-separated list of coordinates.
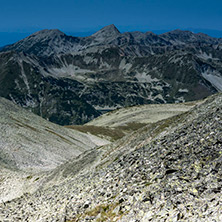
[67, 102, 198, 141]
[0, 25, 222, 124]
[86, 101, 199, 127]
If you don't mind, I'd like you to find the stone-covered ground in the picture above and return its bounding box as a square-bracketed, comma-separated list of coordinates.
[0, 94, 221, 221]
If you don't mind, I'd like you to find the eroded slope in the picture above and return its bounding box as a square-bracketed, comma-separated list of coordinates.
[0, 97, 109, 172]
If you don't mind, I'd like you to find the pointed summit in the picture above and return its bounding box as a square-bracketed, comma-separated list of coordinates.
[101, 24, 120, 33]
[92, 24, 120, 42]
[3, 29, 78, 57]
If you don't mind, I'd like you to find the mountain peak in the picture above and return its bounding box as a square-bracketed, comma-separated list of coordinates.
[102, 24, 120, 32]
[30, 29, 65, 38]
[3, 29, 72, 57]
[92, 24, 120, 40]
[99, 24, 120, 33]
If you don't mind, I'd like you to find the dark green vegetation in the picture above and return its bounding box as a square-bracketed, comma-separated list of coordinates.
[66, 122, 146, 141]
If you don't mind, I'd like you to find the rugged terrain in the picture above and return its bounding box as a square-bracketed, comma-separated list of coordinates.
[0, 97, 109, 202]
[0, 93, 221, 221]
[1, 25, 222, 124]
[0, 97, 108, 172]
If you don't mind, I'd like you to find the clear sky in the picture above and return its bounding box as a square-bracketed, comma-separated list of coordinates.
[1, 0, 222, 46]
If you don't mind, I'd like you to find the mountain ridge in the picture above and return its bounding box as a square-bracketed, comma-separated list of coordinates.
[1, 24, 222, 125]
[3, 25, 221, 56]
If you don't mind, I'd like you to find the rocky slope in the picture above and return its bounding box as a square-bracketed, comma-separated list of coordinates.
[0, 97, 108, 172]
[0, 93, 221, 221]
[1, 25, 222, 125]
[0, 97, 109, 203]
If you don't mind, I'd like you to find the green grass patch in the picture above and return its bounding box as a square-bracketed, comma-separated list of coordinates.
[69, 202, 123, 222]
[117, 122, 147, 132]
[26, 175, 33, 180]
[66, 122, 147, 142]
[65, 125, 125, 141]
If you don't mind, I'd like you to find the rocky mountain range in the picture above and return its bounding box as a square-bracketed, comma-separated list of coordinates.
[1, 24, 222, 125]
[0, 90, 221, 221]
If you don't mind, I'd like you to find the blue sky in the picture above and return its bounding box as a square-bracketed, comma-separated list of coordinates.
[1, 0, 222, 46]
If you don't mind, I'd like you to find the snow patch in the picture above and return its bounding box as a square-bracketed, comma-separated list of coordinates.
[47, 64, 96, 82]
[18, 60, 31, 96]
[169, 55, 184, 66]
[154, 94, 165, 102]
[99, 61, 111, 69]
[178, 88, 189, 93]
[135, 72, 160, 83]
[94, 105, 122, 110]
[175, 97, 185, 103]
[152, 85, 163, 91]
[197, 51, 212, 60]
[119, 59, 132, 73]
[83, 56, 98, 64]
